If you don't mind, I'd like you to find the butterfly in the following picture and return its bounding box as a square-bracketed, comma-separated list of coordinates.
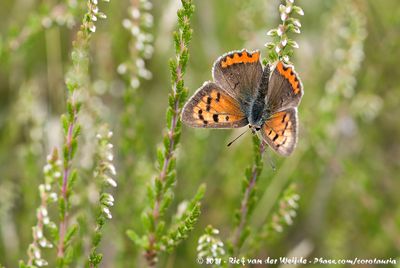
[181, 49, 303, 156]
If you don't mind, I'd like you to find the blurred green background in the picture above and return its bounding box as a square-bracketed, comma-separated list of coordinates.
[0, 0, 399, 267]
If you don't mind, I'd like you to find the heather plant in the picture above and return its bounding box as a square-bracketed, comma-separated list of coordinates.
[16, 0, 113, 266]
[126, 1, 205, 266]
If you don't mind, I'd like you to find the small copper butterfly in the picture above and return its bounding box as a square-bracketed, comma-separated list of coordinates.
[181, 49, 303, 156]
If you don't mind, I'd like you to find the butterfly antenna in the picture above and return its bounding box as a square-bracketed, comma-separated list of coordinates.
[227, 129, 249, 147]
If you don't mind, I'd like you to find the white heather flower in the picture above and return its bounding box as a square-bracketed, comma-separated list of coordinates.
[39, 184, 45, 193]
[281, 12, 288, 21]
[277, 27, 283, 36]
[284, 213, 293, 225]
[43, 216, 50, 225]
[34, 248, 41, 259]
[117, 63, 128, 74]
[49, 192, 58, 201]
[135, 41, 144, 51]
[131, 8, 140, 19]
[107, 164, 116, 175]
[40, 207, 48, 217]
[36, 228, 43, 239]
[136, 58, 145, 68]
[92, 6, 99, 14]
[142, 1, 153, 10]
[291, 41, 299, 48]
[89, 24, 96, 33]
[45, 184, 51, 191]
[97, 12, 107, 19]
[102, 206, 112, 219]
[122, 19, 132, 29]
[283, 55, 290, 63]
[293, 19, 302, 28]
[35, 259, 48, 266]
[103, 193, 114, 204]
[130, 78, 140, 89]
[43, 164, 52, 173]
[267, 29, 277, 36]
[131, 26, 140, 37]
[297, 7, 304, 16]
[106, 177, 117, 188]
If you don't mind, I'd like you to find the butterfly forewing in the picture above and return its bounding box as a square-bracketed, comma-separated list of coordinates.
[181, 82, 248, 128]
[267, 61, 303, 113]
[261, 108, 298, 156]
[212, 49, 263, 106]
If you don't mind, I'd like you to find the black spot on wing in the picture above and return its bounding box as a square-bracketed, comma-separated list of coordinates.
[213, 114, 219, 122]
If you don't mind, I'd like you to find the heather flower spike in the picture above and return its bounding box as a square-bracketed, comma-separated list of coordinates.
[265, 0, 304, 63]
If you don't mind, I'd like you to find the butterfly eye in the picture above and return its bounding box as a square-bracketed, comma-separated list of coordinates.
[255, 126, 261, 131]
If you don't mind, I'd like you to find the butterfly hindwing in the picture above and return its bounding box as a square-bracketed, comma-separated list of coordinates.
[261, 108, 298, 156]
[267, 61, 303, 113]
[181, 82, 248, 128]
[212, 49, 263, 106]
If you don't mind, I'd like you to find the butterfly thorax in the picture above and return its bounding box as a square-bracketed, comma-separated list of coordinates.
[248, 94, 268, 133]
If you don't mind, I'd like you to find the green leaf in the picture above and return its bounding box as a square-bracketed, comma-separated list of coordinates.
[64, 246, 74, 265]
[126, 229, 140, 244]
[92, 231, 102, 247]
[61, 114, 69, 135]
[156, 221, 165, 238]
[70, 139, 78, 159]
[67, 170, 78, 196]
[64, 224, 78, 245]
[141, 211, 152, 230]
[163, 135, 170, 151]
[72, 124, 81, 139]
[166, 107, 174, 129]
[59, 198, 66, 221]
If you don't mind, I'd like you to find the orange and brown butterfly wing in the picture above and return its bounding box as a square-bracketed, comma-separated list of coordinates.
[212, 49, 263, 105]
[181, 82, 248, 128]
[261, 108, 298, 156]
[267, 61, 303, 113]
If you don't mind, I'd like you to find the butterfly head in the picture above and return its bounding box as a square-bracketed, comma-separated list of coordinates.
[249, 124, 262, 134]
